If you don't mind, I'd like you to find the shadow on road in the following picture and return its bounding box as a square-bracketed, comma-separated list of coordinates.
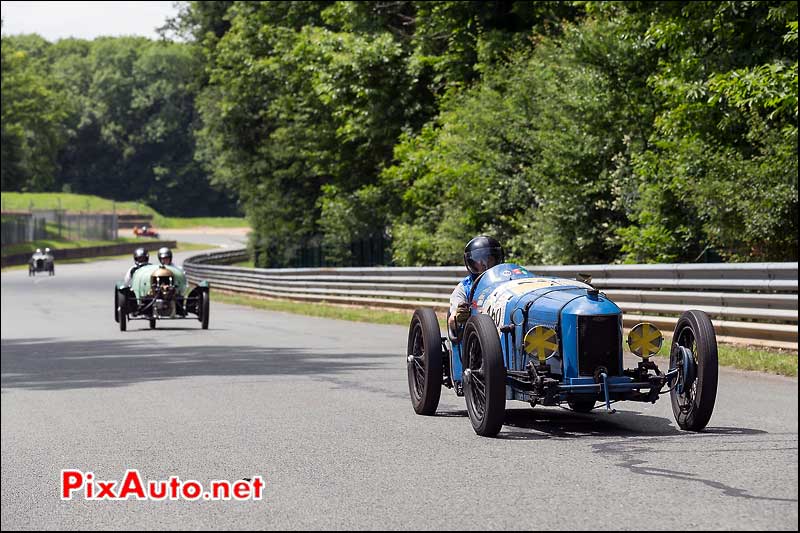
[436, 407, 769, 441]
[1, 337, 392, 391]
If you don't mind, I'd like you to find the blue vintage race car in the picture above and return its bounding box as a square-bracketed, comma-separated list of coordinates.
[406, 263, 718, 437]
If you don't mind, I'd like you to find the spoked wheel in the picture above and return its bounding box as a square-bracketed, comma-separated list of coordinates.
[406, 308, 442, 415]
[670, 310, 718, 431]
[463, 314, 506, 437]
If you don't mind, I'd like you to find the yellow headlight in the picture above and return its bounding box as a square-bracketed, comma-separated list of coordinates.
[627, 322, 663, 358]
[524, 325, 558, 362]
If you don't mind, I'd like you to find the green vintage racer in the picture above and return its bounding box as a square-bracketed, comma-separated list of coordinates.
[114, 264, 210, 331]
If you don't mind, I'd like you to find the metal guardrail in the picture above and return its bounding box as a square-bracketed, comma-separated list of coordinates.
[185, 249, 799, 350]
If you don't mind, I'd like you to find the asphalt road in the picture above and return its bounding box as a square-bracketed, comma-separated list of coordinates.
[1, 241, 797, 530]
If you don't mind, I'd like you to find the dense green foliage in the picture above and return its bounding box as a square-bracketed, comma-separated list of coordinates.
[180, 0, 797, 266]
[3, 2, 796, 264]
[1, 31, 236, 216]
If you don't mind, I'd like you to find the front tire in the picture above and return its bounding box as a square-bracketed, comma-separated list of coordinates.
[463, 314, 506, 437]
[119, 306, 127, 332]
[670, 310, 718, 431]
[406, 308, 442, 415]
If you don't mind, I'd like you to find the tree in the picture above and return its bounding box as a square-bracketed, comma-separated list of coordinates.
[1, 34, 68, 191]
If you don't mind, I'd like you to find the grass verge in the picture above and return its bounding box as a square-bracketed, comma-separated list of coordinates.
[1, 192, 159, 215]
[155, 216, 248, 229]
[2, 192, 247, 229]
[214, 291, 797, 377]
[215, 292, 419, 327]
[714, 345, 797, 377]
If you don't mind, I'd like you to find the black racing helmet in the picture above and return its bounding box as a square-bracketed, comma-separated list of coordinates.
[464, 235, 505, 275]
[157, 246, 173, 265]
[133, 247, 149, 265]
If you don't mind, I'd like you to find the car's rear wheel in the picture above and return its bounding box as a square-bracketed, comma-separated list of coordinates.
[201, 291, 210, 329]
[463, 314, 506, 437]
[119, 305, 127, 332]
[406, 308, 442, 415]
[670, 310, 718, 431]
[114, 288, 120, 323]
[149, 317, 156, 329]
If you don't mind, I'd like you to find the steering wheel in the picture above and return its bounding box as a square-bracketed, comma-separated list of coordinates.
[467, 270, 489, 303]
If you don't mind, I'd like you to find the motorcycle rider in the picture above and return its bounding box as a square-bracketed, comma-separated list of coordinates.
[447, 235, 505, 335]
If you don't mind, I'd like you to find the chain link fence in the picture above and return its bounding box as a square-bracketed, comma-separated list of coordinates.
[1, 213, 48, 245]
[1, 210, 118, 246]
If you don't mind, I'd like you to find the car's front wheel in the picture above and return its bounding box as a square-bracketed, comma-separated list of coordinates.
[670, 310, 718, 431]
[463, 314, 506, 437]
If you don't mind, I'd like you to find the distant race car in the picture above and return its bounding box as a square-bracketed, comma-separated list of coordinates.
[133, 225, 160, 238]
[406, 262, 718, 437]
[115, 263, 209, 331]
[29, 250, 55, 276]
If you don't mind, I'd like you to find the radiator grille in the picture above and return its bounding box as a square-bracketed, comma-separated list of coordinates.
[577, 315, 622, 376]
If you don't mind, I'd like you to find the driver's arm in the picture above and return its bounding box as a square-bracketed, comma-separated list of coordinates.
[447, 284, 470, 333]
[123, 267, 134, 286]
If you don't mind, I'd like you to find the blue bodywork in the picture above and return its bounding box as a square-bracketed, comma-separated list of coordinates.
[448, 263, 662, 406]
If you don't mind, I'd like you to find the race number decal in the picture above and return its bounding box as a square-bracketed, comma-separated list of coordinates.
[479, 278, 593, 331]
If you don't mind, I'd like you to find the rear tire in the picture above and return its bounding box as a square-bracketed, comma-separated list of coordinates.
[406, 308, 443, 415]
[201, 291, 210, 329]
[670, 310, 718, 431]
[463, 314, 506, 437]
[119, 306, 127, 332]
[149, 318, 156, 329]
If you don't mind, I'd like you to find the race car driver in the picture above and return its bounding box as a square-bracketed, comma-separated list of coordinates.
[447, 235, 505, 335]
[123, 248, 151, 286]
[157, 246, 173, 266]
